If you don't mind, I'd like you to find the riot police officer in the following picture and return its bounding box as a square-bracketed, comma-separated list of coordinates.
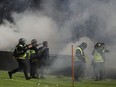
[8, 38, 31, 80]
[29, 39, 39, 78]
[92, 43, 109, 81]
[37, 41, 49, 79]
[74, 42, 87, 81]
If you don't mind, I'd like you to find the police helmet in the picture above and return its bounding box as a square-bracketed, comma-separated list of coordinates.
[31, 39, 37, 44]
[94, 42, 104, 48]
[94, 43, 104, 48]
[19, 38, 26, 44]
[81, 42, 87, 48]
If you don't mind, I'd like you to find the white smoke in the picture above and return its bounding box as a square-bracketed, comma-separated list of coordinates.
[0, 21, 18, 50]
[13, 11, 58, 42]
[0, 11, 60, 52]
[58, 0, 116, 68]
[47, 0, 116, 74]
[0, 0, 116, 71]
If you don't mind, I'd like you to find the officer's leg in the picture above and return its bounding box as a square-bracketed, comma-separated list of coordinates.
[36, 61, 41, 78]
[39, 62, 43, 75]
[35, 61, 39, 77]
[99, 63, 105, 80]
[21, 59, 31, 80]
[102, 63, 105, 80]
[40, 62, 46, 78]
[29, 56, 32, 77]
[91, 62, 96, 79]
[30, 60, 36, 78]
[94, 63, 99, 81]
[81, 62, 86, 78]
[92, 65, 95, 79]
[31, 61, 38, 78]
[74, 62, 81, 81]
[8, 60, 22, 79]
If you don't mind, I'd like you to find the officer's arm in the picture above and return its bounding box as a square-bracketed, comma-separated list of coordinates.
[104, 49, 110, 53]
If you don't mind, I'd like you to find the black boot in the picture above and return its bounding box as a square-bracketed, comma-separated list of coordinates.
[26, 77, 31, 80]
[8, 72, 12, 79]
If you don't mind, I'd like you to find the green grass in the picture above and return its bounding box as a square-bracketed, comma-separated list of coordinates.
[0, 70, 116, 87]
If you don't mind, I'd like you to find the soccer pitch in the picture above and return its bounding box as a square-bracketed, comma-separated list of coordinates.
[0, 70, 116, 87]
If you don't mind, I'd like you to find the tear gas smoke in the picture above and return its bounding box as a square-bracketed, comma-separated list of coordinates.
[0, 11, 59, 52]
[0, 0, 116, 74]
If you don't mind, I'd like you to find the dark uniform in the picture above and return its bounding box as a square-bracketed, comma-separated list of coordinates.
[74, 42, 87, 81]
[37, 41, 49, 79]
[28, 39, 39, 78]
[8, 38, 31, 80]
[92, 43, 109, 81]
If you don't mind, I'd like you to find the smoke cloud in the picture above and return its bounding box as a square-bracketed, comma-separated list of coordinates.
[0, 11, 59, 52]
[0, 0, 116, 72]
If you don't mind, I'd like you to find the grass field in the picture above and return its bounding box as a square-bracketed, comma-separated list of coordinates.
[0, 70, 116, 87]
